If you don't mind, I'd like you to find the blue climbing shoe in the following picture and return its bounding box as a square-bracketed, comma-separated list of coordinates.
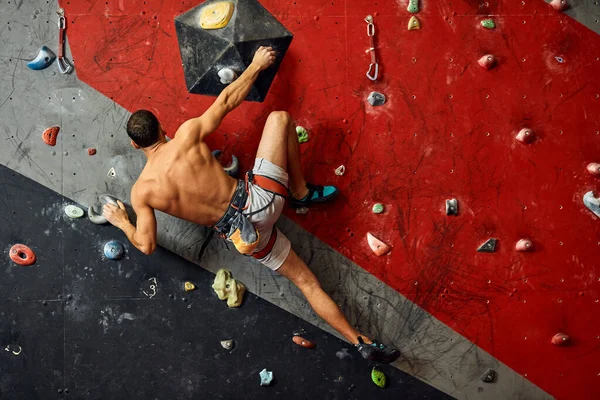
[355, 337, 401, 364]
[289, 183, 339, 208]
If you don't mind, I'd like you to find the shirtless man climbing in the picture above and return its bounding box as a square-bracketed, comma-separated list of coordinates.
[103, 46, 399, 364]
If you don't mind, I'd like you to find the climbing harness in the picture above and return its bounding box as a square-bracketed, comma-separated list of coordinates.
[56, 8, 73, 74]
[365, 15, 378, 81]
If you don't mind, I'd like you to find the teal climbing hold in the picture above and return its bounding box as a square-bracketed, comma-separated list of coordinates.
[481, 19, 496, 29]
[296, 126, 309, 143]
[371, 367, 386, 388]
[407, 0, 419, 13]
[372, 203, 384, 214]
[104, 240, 124, 260]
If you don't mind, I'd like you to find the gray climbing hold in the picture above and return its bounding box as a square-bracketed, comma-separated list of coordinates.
[407, 0, 419, 13]
[446, 199, 458, 216]
[88, 194, 122, 225]
[480, 368, 496, 383]
[65, 205, 84, 219]
[583, 191, 600, 218]
[367, 92, 386, 106]
[27, 46, 56, 70]
[107, 167, 116, 178]
[259, 368, 274, 386]
[103, 240, 124, 260]
[220, 339, 234, 350]
[218, 68, 237, 84]
[212, 150, 239, 177]
[477, 238, 498, 253]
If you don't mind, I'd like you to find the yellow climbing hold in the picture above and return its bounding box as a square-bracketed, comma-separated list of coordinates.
[212, 269, 246, 308]
[408, 16, 421, 30]
[200, 2, 235, 30]
[184, 282, 196, 292]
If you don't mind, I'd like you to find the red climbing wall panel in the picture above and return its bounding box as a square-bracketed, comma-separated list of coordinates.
[62, 1, 600, 398]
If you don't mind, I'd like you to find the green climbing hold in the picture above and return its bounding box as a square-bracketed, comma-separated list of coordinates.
[296, 126, 309, 143]
[407, 0, 419, 13]
[372, 203, 384, 214]
[481, 19, 495, 29]
[371, 367, 386, 388]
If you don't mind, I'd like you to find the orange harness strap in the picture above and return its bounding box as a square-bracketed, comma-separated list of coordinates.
[248, 173, 288, 197]
[253, 228, 277, 260]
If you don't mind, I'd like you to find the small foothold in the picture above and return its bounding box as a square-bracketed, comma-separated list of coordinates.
[516, 128, 534, 144]
[586, 163, 600, 176]
[220, 339, 234, 350]
[292, 336, 316, 349]
[550, 0, 569, 11]
[259, 368, 274, 386]
[89, 194, 121, 225]
[555, 56, 564, 63]
[480, 368, 496, 383]
[88, 148, 97, 156]
[367, 91, 386, 106]
[42, 126, 60, 146]
[583, 191, 600, 218]
[480, 18, 495, 29]
[103, 240, 124, 260]
[408, 16, 421, 30]
[296, 126, 309, 143]
[367, 233, 391, 256]
[9, 244, 36, 266]
[407, 0, 419, 13]
[446, 199, 458, 216]
[212, 269, 246, 308]
[27, 46, 56, 70]
[217, 68, 237, 84]
[64, 205, 84, 219]
[184, 282, 196, 292]
[478, 54, 497, 70]
[551, 333, 570, 346]
[107, 167, 116, 178]
[515, 239, 533, 252]
[296, 207, 309, 215]
[371, 367, 386, 388]
[372, 203, 384, 214]
[334, 165, 346, 176]
[477, 238, 498, 253]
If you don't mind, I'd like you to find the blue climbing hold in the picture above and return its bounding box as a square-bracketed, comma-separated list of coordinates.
[27, 46, 56, 70]
[103, 240, 124, 260]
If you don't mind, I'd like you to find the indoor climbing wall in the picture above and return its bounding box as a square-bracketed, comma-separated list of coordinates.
[1, 0, 600, 399]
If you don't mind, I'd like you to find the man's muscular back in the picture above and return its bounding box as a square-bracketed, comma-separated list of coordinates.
[133, 125, 238, 227]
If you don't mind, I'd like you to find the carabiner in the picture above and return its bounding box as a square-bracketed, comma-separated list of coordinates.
[366, 63, 378, 81]
[57, 57, 73, 74]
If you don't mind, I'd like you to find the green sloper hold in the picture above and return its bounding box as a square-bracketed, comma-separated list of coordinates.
[296, 126, 308, 143]
[371, 367, 386, 388]
[407, 0, 419, 14]
[481, 18, 496, 29]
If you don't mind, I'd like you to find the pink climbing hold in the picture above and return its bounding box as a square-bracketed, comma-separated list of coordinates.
[478, 54, 497, 70]
[367, 233, 391, 256]
[515, 239, 533, 252]
[550, 0, 569, 11]
[551, 333, 570, 346]
[516, 128, 534, 144]
[586, 162, 600, 176]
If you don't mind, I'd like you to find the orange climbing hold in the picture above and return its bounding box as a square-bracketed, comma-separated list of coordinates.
[516, 128, 534, 144]
[88, 148, 97, 156]
[478, 54, 497, 70]
[515, 239, 533, 252]
[42, 126, 60, 146]
[551, 333, 570, 346]
[9, 244, 36, 266]
[586, 162, 600, 176]
[367, 233, 391, 256]
[550, 0, 569, 11]
[292, 336, 316, 349]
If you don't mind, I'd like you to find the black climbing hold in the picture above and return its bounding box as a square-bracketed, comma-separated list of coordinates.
[477, 238, 498, 253]
[480, 368, 496, 383]
[446, 199, 458, 216]
[175, 0, 293, 102]
[367, 91, 386, 106]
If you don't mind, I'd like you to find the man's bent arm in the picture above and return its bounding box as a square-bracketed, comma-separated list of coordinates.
[104, 196, 158, 255]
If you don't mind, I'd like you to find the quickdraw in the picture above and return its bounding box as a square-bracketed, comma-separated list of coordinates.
[56, 8, 73, 74]
[365, 15, 378, 81]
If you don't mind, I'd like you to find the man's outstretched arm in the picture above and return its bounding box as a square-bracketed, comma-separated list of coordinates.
[103, 194, 157, 255]
[178, 46, 276, 140]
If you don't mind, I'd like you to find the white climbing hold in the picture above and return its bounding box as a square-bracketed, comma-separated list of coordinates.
[218, 68, 237, 84]
[64, 205, 84, 219]
[550, 0, 569, 11]
[334, 165, 346, 176]
[515, 239, 533, 252]
[516, 128, 534, 144]
[583, 191, 600, 218]
[220, 339, 234, 350]
[586, 162, 600, 176]
[259, 368, 274, 386]
[107, 167, 116, 178]
[478, 54, 497, 70]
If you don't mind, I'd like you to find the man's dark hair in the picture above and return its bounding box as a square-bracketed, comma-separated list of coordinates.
[126, 110, 160, 148]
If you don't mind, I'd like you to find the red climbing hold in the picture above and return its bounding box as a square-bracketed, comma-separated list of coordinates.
[88, 148, 97, 156]
[551, 333, 570, 346]
[42, 126, 60, 146]
[9, 244, 36, 266]
[586, 162, 600, 176]
[367, 233, 391, 256]
[478, 54, 497, 70]
[292, 336, 316, 349]
[515, 239, 533, 252]
[550, 0, 569, 11]
[516, 128, 534, 144]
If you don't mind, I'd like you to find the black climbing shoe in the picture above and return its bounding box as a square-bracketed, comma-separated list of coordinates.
[355, 337, 401, 364]
[289, 183, 339, 208]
